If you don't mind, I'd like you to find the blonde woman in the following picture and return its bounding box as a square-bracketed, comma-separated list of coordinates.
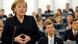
[2, 0, 40, 44]
[52, 9, 63, 30]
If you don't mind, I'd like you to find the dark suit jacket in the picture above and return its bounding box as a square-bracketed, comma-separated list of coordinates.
[1, 15, 40, 44]
[64, 29, 78, 43]
[38, 35, 63, 44]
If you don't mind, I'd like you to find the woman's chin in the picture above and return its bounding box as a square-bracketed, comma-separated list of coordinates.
[19, 13, 25, 16]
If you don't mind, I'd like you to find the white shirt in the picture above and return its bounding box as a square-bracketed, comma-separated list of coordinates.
[48, 35, 54, 44]
[72, 30, 77, 35]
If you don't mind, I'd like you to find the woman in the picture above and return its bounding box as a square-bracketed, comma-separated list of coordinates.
[54, 9, 64, 30]
[2, 0, 40, 44]
[74, 10, 78, 19]
[36, 18, 43, 32]
[66, 15, 73, 30]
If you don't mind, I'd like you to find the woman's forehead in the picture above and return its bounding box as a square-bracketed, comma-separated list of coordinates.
[16, 2, 26, 6]
[46, 24, 54, 27]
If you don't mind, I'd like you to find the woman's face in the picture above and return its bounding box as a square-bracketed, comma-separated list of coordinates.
[75, 12, 78, 16]
[14, 2, 26, 16]
[56, 10, 61, 16]
[67, 16, 73, 23]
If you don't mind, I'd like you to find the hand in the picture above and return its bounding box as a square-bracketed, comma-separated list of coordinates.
[14, 34, 25, 44]
[21, 34, 31, 44]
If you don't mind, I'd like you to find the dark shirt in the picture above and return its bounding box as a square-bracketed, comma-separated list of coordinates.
[1, 15, 40, 44]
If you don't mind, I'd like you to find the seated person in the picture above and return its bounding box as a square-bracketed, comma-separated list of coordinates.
[0, 19, 4, 44]
[64, 19, 78, 44]
[75, 6, 78, 12]
[62, 3, 73, 19]
[54, 16, 63, 30]
[38, 19, 63, 44]
[37, 8, 43, 17]
[65, 15, 73, 30]
[0, 9, 7, 23]
[44, 4, 54, 17]
[74, 10, 78, 19]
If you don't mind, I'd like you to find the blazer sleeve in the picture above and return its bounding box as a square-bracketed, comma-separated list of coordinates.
[29, 16, 40, 43]
[57, 38, 64, 44]
[63, 30, 69, 41]
[38, 38, 43, 44]
[1, 18, 14, 44]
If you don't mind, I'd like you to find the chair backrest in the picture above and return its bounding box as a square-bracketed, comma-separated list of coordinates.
[64, 41, 76, 44]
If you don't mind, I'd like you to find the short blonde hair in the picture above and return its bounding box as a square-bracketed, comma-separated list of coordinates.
[0, 19, 4, 27]
[11, 0, 27, 13]
[44, 18, 53, 29]
[44, 19, 57, 34]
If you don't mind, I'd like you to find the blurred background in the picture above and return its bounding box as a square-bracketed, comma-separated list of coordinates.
[0, 0, 78, 16]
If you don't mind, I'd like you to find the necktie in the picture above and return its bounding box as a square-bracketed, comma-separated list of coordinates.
[73, 31, 77, 38]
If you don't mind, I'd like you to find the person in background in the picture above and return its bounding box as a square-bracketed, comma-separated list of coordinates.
[38, 19, 63, 44]
[74, 10, 78, 19]
[63, 3, 71, 13]
[2, 0, 40, 44]
[37, 8, 42, 17]
[54, 8, 63, 20]
[54, 9, 64, 30]
[64, 19, 78, 44]
[62, 3, 73, 19]
[54, 16, 64, 31]
[32, 11, 37, 21]
[0, 19, 4, 44]
[36, 17, 43, 32]
[0, 9, 7, 23]
[75, 6, 78, 11]
[54, 9, 62, 17]
[44, 4, 54, 16]
[65, 15, 73, 30]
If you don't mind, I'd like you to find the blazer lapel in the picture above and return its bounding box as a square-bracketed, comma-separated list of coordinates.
[54, 36, 57, 44]
[44, 35, 48, 44]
